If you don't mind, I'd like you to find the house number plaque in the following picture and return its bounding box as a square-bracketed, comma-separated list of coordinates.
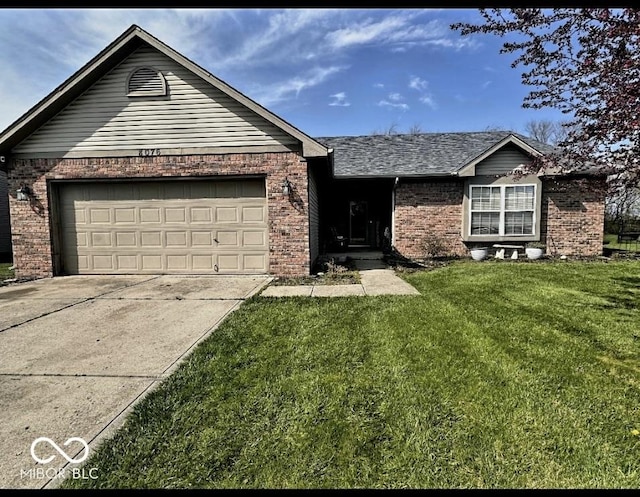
[138, 149, 161, 157]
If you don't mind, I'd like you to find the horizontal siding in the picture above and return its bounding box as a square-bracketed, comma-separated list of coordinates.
[475, 144, 532, 176]
[0, 171, 11, 253]
[14, 45, 298, 154]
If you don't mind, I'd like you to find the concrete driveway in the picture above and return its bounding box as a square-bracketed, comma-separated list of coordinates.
[0, 274, 270, 489]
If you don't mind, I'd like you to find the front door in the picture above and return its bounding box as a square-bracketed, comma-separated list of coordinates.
[349, 200, 369, 245]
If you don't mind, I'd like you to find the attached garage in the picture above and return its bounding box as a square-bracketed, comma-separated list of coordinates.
[55, 178, 268, 274]
[0, 25, 328, 280]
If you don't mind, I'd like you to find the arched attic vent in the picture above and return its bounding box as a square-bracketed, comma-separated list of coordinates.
[126, 66, 167, 96]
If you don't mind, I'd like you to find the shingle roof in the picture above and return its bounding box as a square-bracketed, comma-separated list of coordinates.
[315, 131, 556, 178]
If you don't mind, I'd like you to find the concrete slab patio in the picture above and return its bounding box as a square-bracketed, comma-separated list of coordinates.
[0, 274, 270, 490]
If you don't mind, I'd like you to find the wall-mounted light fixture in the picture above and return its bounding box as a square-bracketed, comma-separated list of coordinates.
[16, 185, 32, 202]
[282, 177, 292, 196]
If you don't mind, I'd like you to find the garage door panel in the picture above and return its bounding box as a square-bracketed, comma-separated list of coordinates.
[243, 231, 266, 247]
[116, 254, 138, 270]
[140, 208, 161, 223]
[140, 231, 162, 247]
[190, 207, 212, 223]
[216, 231, 238, 247]
[243, 254, 267, 271]
[89, 208, 111, 223]
[114, 208, 135, 223]
[167, 254, 188, 270]
[217, 254, 239, 271]
[166, 231, 188, 247]
[141, 254, 163, 270]
[90, 232, 112, 247]
[242, 206, 265, 223]
[59, 180, 268, 274]
[165, 207, 186, 223]
[115, 232, 137, 247]
[191, 232, 213, 246]
[216, 206, 238, 223]
[92, 254, 114, 270]
[192, 254, 215, 270]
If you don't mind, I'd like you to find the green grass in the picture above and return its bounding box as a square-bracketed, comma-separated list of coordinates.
[604, 233, 640, 252]
[66, 261, 640, 489]
[0, 262, 14, 281]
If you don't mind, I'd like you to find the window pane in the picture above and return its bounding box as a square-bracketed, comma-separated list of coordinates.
[505, 185, 534, 211]
[505, 212, 534, 235]
[471, 212, 500, 235]
[471, 186, 500, 211]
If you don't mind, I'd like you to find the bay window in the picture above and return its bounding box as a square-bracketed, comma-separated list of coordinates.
[470, 184, 535, 236]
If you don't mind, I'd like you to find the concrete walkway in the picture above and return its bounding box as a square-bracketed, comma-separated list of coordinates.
[260, 256, 420, 297]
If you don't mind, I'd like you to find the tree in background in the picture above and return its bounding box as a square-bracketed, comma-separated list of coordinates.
[371, 122, 399, 136]
[524, 119, 580, 145]
[452, 9, 640, 191]
[605, 185, 640, 234]
[524, 119, 559, 144]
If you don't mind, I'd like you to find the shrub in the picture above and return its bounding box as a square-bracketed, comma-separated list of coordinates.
[421, 233, 447, 259]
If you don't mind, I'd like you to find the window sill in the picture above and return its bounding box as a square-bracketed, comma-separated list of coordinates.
[463, 235, 540, 244]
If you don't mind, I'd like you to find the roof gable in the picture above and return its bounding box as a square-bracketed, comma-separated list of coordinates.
[456, 134, 543, 177]
[12, 45, 302, 157]
[0, 25, 327, 159]
[319, 131, 554, 178]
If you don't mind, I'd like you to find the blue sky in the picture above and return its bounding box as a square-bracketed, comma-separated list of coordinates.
[0, 8, 566, 138]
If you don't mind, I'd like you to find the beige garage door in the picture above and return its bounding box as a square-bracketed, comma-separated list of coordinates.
[58, 179, 268, 274]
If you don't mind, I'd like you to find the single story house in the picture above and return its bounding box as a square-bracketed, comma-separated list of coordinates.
[0, 25, 605, 280]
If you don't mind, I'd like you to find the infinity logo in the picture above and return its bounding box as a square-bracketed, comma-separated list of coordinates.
[30, 437, 90, 464]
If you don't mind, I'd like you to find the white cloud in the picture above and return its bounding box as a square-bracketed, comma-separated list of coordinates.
[482, 80, 492, 89]
[408, 76, 436, 109]
[216, 9, 336, 70]
[0, 9, 477, 131]
[327, 15, 408, 49]
[388, 93, 403, 102]
[409, 76, 429, 91]
[419, 95, 437, 109]
[325, 13, 476, 53]
[378, 100, 409, 111]
[250, 65, 347, 107]
[329, 92, 351, 107]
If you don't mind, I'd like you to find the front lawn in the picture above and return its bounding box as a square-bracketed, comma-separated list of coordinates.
[604, 233, 640, 253]
[66, 261, 640, 489]
[0, 262, 14, 281]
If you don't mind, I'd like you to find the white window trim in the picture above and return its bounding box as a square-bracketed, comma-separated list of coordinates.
[469, 184, 536, 237]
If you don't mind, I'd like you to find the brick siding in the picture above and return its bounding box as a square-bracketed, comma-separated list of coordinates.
[394, 180, 467, 258]
[8, 152, 310, 279]
[394, 176, 605, 260]
[541, 176, 606, 257]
